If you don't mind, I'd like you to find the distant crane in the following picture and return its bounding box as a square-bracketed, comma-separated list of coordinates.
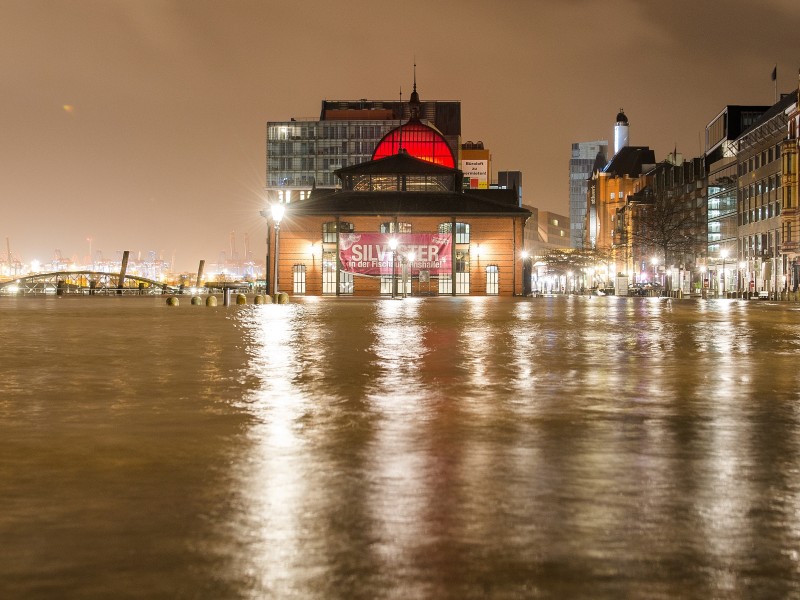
[5, 237, 22, 276]
[229, 231, 238, 262]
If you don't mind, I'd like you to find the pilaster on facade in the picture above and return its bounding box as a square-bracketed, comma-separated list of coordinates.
[781, 96, 799, 287]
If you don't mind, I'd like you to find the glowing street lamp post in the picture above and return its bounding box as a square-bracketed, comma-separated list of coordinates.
[739, 261, 747, 297]
[271, 203, 285, 294]
[720, 249, 729, 297]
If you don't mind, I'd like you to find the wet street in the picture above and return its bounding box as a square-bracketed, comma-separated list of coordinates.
[1, 295, 800, 598]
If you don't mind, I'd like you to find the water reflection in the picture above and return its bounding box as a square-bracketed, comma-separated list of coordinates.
[235, 304, 313, 596]
[7, 297, 800, 597]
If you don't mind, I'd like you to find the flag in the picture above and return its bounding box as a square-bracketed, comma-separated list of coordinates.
[771, 66, 777, 81]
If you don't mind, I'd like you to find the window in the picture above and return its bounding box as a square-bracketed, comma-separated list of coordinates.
[322, 251, 337, 294]
[380, 222, 412, 234]
[322, 221, 354, 243]
[292, 265, 306, 294]
[455, 222, 470, 244]
[339, 271, 353, 295]
[455, 251, 470, 294]
[438, 274, 452, 295]
[322, 222, 337, 243]
[486, 265, 499, 295]
[380, 275, 410, 295]
[438, 222, 470, 244]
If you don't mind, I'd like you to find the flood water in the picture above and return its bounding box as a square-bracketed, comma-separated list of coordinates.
[2, 295, 800, 599]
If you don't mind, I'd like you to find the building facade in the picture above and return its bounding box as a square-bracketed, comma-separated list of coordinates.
[267, 94, 529, 298]
[736, 93, 796, 296]
[782, 87, 799, 290]
[569, 140, 608, 249]
[616, 155, 706, 289]
[586, 145, 656, 259]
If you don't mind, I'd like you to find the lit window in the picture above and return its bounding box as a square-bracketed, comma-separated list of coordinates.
[486, 265, 499, 295]
[380, 222, 411, 234]
[292, 264, 306, 294]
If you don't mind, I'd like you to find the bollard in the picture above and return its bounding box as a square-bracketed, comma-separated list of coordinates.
[166, 296, 179, 306]
[254, 294, 271, 304]
[206, 296, 217, 307]
[223, 288, 231, 307]
[236, 293, 247, 305]
[278, 292, 290, 304]
[191, 296, 203, 306]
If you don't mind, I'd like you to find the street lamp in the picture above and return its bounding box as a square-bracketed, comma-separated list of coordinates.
[651, 256, 658, 285]
[720, 249, 729, 297]
[521, 250, 531, 295]
[388, 238, 398, 298]
[258, 208, 272, 293]
[271, 203, 285, 294]
[738, 261, 747, 296]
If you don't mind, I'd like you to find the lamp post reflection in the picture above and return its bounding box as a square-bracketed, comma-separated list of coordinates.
[651, 256, 658, 286]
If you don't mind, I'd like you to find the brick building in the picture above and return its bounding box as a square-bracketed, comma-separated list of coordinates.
[267, 88, 530, 297]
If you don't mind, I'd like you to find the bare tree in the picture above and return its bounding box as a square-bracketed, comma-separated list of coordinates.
[630, 188, 700, 292]
[541, 247, 615, 290]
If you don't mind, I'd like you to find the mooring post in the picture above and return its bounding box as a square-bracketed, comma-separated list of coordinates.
[196, 260, 205, 289]
[118, 250, 130, 295]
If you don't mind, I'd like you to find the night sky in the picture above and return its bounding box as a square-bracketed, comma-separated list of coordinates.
[2, 0, 798, 272]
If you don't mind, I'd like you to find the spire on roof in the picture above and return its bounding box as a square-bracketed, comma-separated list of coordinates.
[409, 61, 421, 120]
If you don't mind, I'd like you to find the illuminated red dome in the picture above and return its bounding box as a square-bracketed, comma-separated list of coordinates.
[372, 121, 456, 168]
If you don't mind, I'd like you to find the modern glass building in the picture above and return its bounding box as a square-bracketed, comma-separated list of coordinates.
[569, 140, 607, 248]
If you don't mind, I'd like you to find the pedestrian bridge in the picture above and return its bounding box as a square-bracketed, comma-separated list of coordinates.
[0, 270, 177, 295]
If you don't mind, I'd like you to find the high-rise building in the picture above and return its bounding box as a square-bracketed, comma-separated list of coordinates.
[497, 170, 522, 206]
[569, 140, 607, 248]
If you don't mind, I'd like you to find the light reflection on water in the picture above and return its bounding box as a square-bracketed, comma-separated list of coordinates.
[2, 296, 800, 598]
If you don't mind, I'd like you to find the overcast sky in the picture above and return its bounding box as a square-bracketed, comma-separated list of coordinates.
[2, 0, 798, 271]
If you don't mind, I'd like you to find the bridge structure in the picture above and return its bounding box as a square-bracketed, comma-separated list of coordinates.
[0, 270, 177, 296]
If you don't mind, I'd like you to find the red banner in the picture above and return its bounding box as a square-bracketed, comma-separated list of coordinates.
[339, 233, 452, 276]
